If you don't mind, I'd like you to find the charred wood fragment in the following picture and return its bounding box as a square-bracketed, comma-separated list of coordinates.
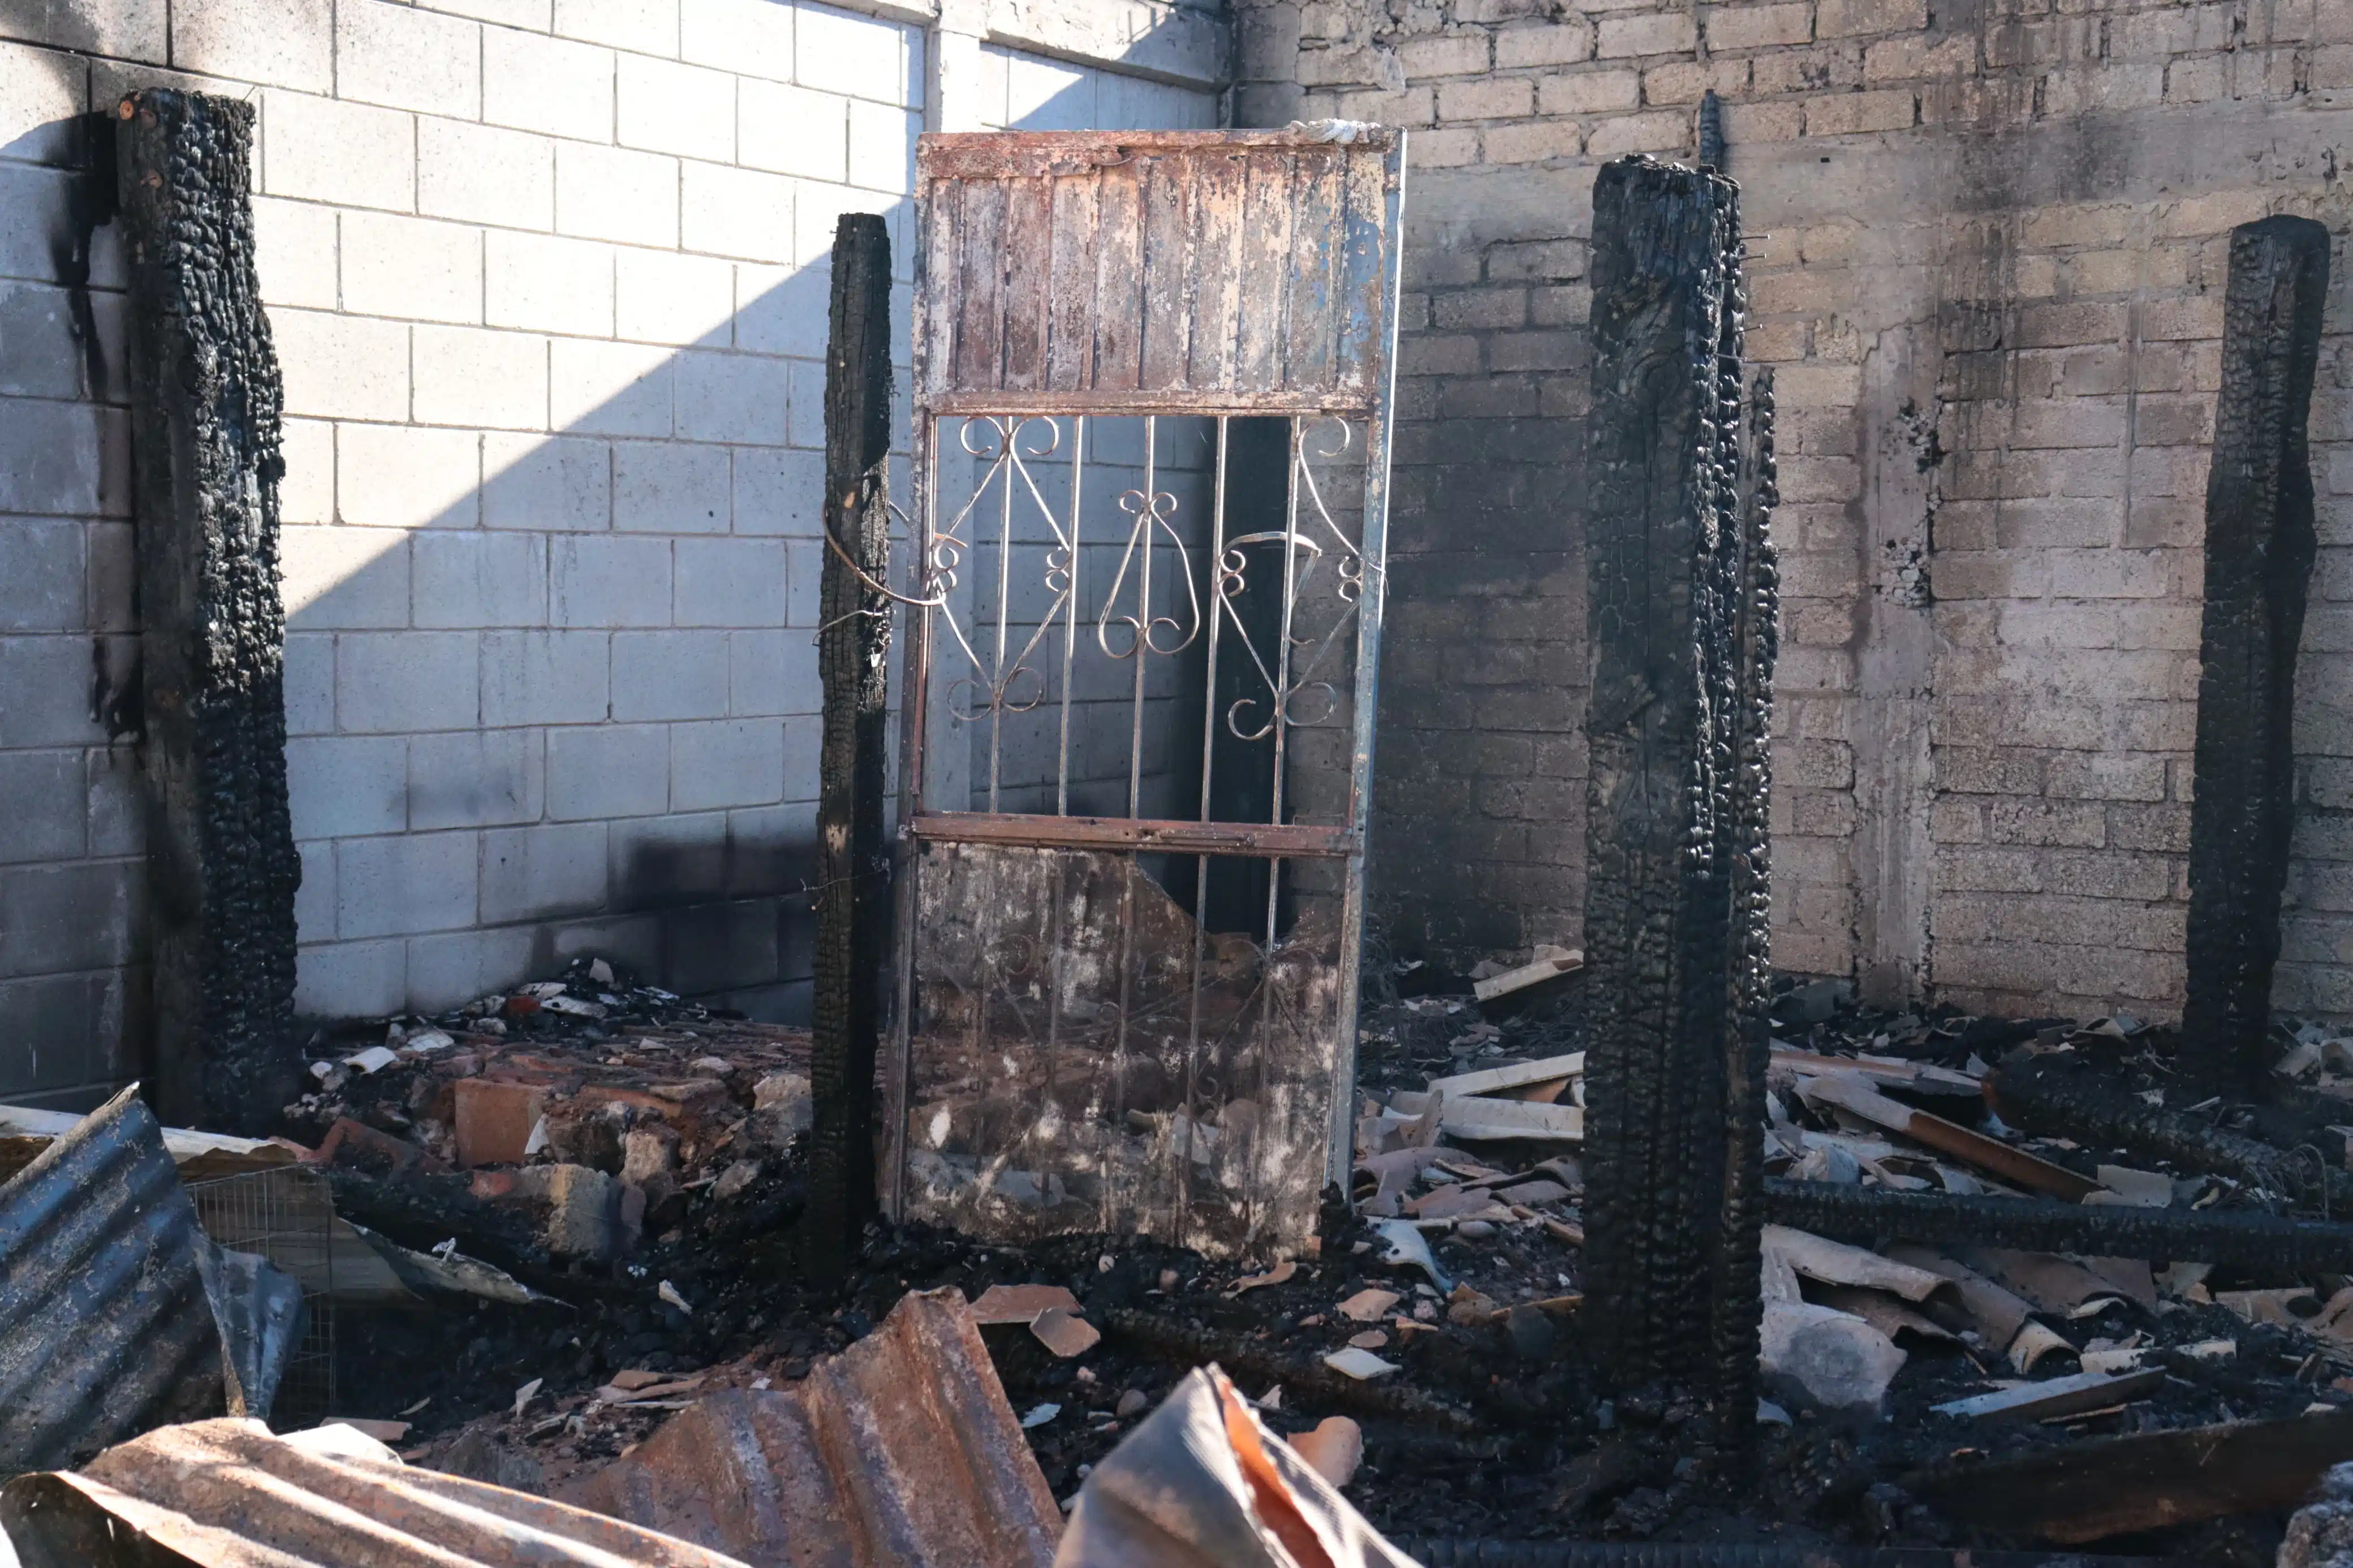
[1581, 155, 1775, 1422]
[1763, 1177, 2353, 1272]
[319, 1167, 554, 1278]
[1906, 1405, 2353, 1545]
[115, 91, 300, 1131]
[2182, 215, 2330, 1097]
[807, 214, 896, 1286]
[1101, 1307, 1493, 1439]
[1989, 1049, 2353, 1213]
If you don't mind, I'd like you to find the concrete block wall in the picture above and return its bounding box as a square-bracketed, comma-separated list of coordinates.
[0, 0, 1222, 1104]
[1234, 0, 2353, 1022]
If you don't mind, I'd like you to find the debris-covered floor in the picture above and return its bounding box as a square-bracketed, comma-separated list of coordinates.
[226, 957, 2353, 1565]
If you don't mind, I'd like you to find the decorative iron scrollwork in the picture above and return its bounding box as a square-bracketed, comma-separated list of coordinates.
[1212, 416, 1378, 742]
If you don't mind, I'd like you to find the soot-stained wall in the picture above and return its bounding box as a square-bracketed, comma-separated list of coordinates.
[1234, 0, 2353, 1025]
[0, 0, 1223, 1107]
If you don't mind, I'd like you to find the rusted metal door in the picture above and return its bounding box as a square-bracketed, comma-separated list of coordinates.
[885, 128, 1406, 1259]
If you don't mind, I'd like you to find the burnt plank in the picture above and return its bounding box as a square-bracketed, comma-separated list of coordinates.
[1186, 150, 1246, 393]
[1045, 170, 1100, 393]
[2180, 215, 2329, 1096]
[1907, 1407, 2353, 1544]
[1138, 155, 1193, 392]
[919, 175, 962, 400]
[1282, 150, 1344, 396]
[1332, 145, 1390, 407]
[998, 174, 1053, 393]
[953, 178, 1007, 394]
[1092, 159, 1145, 393]
[1234, 152, 1296, 396]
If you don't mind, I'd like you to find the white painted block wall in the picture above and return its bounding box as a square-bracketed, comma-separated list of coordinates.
[0, 0, 1222, 1105]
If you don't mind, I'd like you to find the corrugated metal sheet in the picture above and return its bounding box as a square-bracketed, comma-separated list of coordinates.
[0, 1418, 753, 1567]
[0, 1085, 226, 1473]
[566, 1288, 1062, 1567]
[915, 129, 1400, 414]
[0, 1103, 298, 1185]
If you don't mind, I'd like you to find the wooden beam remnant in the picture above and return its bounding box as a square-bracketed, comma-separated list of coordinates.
[115, 90, 301, 1131]
[1580, 154, 1779, 1426]
[805, 213, 895, 1286]
[1908, 1406, 2353, 1543]
[2181, 215, 2329, 1098]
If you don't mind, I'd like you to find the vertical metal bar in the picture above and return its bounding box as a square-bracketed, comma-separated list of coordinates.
[1128, 416, 1157, 819]
[885, 408, 940, 1223]
[1057, 416, 1086, 817]
[1127, 417, 1164, 1233]
[1111, 849, 1140, 1228]
[1175, 417, 1230, 1251]
[988, 420, 1015, 812]
[1327, 135, 1410, 1189]
[1266, 417, 1304, 945]
[1201, 418, 1229, 827]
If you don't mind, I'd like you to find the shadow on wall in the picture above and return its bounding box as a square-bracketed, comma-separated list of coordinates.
[0, 29, 1204, 1064]
[6, 78, 916, 1033]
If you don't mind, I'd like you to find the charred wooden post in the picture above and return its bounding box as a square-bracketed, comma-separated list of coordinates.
[806, 214, 896, 1285]
[2181, 216, 2330, 1099]
[115, 91, 300, 1131]
[1581, 155, 1777, 1425]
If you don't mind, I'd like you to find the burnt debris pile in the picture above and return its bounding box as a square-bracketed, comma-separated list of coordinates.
[21, 102, 2353, 1568]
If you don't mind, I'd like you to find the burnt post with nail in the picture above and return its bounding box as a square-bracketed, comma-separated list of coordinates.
[806, 213, 897, 1285]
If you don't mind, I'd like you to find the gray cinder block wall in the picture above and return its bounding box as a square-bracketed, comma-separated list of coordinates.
[1232, 0, 2353, 1024]
[0, 0, 1223, 1105]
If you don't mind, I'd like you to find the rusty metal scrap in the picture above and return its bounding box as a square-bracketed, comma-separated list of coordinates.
[0, 1418, 748, 1566]
[913, 810, 1354, 858]
[0, 1103, 299, 1187]
[566, 1288, 1061, 1567]
[0, 1085, 236, 1473]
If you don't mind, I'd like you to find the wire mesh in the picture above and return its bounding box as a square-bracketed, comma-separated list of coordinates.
[187, 1165, 337, 1429]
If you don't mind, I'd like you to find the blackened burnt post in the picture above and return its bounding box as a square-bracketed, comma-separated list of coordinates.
[1581, 155, 1778, 1427]
[115, 91, 301, 1132]
[2181, 215, 2329, 1100]
[806, 213, 896, 1284]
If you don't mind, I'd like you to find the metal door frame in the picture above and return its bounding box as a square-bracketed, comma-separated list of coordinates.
[882, 127, 1407, 1236]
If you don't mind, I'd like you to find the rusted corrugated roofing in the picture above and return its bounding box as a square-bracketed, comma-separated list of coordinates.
[0, 1418, 752, 1566]
[0, 1085, 226, 1473]
[567, 1288, 1062, 1567]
